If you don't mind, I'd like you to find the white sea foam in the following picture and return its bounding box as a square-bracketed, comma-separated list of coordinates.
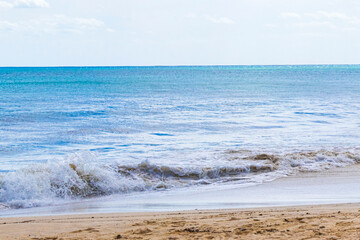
[0, 148, 359, 209]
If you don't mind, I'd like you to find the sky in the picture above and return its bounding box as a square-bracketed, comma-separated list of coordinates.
[1, 0, 360, 66]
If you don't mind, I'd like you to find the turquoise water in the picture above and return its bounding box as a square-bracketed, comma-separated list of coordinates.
[0, 65, 360, 208]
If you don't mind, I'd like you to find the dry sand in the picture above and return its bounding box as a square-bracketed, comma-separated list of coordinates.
[0, 203, 359, 240]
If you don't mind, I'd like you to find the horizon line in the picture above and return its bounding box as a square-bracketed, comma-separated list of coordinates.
[1, 63, 360, 68]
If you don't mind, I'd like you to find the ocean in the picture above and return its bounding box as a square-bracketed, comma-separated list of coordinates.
[0, 65, 360, 209]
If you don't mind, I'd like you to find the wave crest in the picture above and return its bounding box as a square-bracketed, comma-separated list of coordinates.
[0, 149, 359, 208]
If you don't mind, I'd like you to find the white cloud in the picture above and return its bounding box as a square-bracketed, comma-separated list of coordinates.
[0, 20, 18, 31]
[307, 11, 348, 20]
[281, 12, 301, 19]
[0, 1, 12, 7]
[0, 0, 49, 8]
[265, 23, 277, 28]
[0, 15, 107, 34]
[62, 15, 104, 29]
[185, 13, 236, 25]
[14, 0, 49, 8]
[294, 21, 337, 29]
[106, 28, 116, 33]
[307, 11, 360, 25]
[280, 11, 360, 32]
[185, 12, 197, 19]
[205, 15, 236, 25]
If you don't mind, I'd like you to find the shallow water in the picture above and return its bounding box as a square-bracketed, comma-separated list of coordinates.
[1, 65, 360, 209]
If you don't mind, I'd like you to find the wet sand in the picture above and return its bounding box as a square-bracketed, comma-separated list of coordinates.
[0, 203, 359, 239]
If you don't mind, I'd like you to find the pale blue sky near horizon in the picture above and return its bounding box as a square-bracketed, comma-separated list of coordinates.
[1, 0, 360, 66]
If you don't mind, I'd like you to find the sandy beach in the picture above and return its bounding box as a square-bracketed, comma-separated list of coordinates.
[0, 165, 359, 239]
[0, 203, 359, 239]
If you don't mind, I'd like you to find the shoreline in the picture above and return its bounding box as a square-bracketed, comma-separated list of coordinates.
[0, 203, 359, 239]
[2, 164, 360, 218]
[0, 165, 359, 239]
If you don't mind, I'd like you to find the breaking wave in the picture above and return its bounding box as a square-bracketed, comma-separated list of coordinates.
[0, 149, 359, 209]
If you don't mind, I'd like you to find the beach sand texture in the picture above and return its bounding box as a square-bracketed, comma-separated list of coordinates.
[1, 203, 359, 240]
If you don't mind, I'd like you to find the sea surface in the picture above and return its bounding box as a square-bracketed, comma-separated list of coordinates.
[0, 65, 360, 210]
